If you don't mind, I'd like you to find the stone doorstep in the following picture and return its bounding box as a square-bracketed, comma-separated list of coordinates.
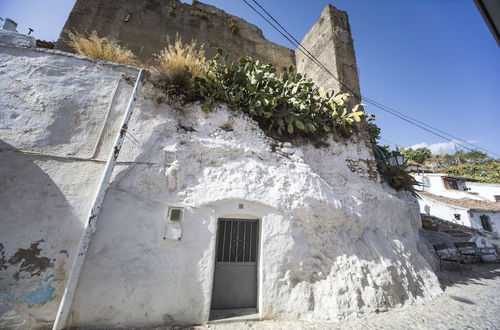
[208, 308, 260, 324]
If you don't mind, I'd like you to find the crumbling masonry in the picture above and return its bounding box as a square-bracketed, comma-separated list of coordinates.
[56, 0, 361, 99]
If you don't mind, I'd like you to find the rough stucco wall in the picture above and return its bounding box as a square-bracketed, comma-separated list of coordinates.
[55, 0, 295, 69]
[2, 27, 442, 329]
[296, 5, 361, 105]
[67, 85, 441, 328]
[419, 196, 472, 227]
[0, 44, 138, 329]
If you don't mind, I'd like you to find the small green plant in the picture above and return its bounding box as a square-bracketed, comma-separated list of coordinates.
[194, 51, 370, 140]
[192, 9, 209, 20]
[377, 162, 421, 197]
[367, 122, 381, 144]
[373, 144, 421, 197]
[227, 18, 239, 34]
[370, 127, 420, 195]
[326, 94, 367, 136]
[66, 30, 138, 66]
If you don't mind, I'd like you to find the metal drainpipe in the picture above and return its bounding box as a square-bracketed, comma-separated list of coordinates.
[52, 69, 145, 330]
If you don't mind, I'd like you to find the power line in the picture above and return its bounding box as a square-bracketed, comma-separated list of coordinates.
[379, 138, 404, 149]
[246, 0, 499, 157]
[241, 0, 307, 61]
[242, 0, 336, 83]
[242, 0, 500, 158]
[359, 96, 496, 156]
[249, 0, 328, 72]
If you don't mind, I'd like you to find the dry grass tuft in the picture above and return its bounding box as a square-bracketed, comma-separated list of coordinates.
[168, 5, 176, 17]
[227, 18, 239, 34]
[66, 31, 138, 66]
[150, 35, 207, 104]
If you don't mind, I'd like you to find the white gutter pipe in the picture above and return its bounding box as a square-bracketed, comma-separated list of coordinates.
[53, 69, 145, 330]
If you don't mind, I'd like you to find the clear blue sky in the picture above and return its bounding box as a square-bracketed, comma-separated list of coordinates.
[1, 0, 499, 156]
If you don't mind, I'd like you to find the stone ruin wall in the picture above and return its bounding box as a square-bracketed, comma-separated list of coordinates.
[55, 0, 361, 99]
[55, 0, 295, 69]
[296, 5, 362, 105]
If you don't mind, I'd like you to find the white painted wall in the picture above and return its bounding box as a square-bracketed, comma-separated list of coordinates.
[419, 196, 472, 227]
[466, 182, 500, 202]
[413, 174, 485, 201]
[0, 43, 138, 328]
[1, 42, 442, 329]
[414, 174, 446, 194]
[68, 95, 441, 328]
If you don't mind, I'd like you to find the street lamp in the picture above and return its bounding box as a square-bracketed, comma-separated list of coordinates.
[388, 150, 404, 167]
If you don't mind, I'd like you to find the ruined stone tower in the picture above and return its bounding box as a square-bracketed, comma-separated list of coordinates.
[56, 0, 361, 98]
[296, 5, 362, 104]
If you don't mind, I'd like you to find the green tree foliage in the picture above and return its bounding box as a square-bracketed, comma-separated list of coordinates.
[376, 162, 421, 197]
[439, 162, 500, 184]
[426, 150, 492, 168]
[454, 150, 489, 164]
[194, 51, 372, 140]
[407, 148, 497, 183]
[401, 147, 432, 165]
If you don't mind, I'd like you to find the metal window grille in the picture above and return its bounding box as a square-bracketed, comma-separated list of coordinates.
[216, 219, 258, 263]
[480, 215, 492, 232]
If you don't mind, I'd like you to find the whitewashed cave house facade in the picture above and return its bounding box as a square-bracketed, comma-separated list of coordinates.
[0, 4, 443, 329]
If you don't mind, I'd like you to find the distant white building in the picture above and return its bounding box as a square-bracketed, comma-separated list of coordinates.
[412, 173, 500, 235]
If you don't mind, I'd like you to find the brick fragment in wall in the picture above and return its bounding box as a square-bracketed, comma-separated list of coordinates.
[346, 159, 378, 181]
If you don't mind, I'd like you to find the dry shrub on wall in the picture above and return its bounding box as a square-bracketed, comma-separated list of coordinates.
[66, 31, 138, 66]
[150, 35, 207, 104]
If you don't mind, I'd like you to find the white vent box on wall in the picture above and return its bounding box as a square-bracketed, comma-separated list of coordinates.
[163, 207, 184, 240]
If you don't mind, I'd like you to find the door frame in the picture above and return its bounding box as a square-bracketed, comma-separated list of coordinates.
[210, 215, 261, 313]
